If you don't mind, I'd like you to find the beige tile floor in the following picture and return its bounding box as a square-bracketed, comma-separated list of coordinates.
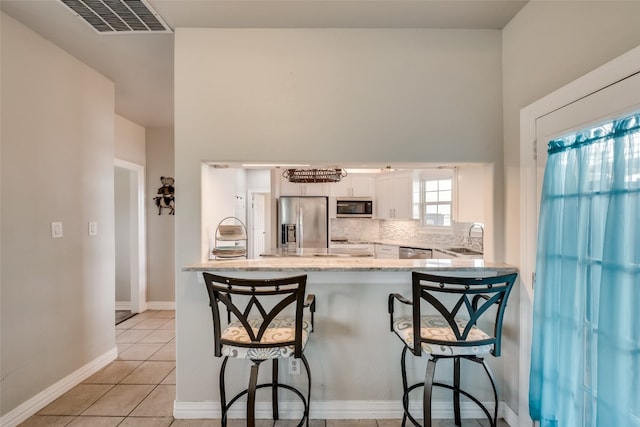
[19, 310, 509, 427]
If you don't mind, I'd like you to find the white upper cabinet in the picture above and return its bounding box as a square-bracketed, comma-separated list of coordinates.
[349, 175, 375, 197]
[375, 174, 394, 218]
[330, 175, 375, 198]
[302, 182, 330, 196]
[278, 176, 302, 196]
[279, 171, 375, 198]
[278, 174, 329, 196]
[375, 171, 414, 219]
[455, 165, 487, 223]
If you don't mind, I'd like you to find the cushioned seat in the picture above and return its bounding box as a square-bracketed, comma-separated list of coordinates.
[221, 317, 311, 359]
[392, 315, 493, 356]
[388, 271, 517, 427]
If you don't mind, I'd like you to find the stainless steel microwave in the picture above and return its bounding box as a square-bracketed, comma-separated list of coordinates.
[336, 198, 373, 218]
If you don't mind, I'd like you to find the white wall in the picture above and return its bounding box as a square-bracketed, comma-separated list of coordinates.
[146, 127, 175, 303]
[246, 169, 271, 191]
[175, 28, 503, 403]
[176, 29, 503, 165]
[502, 0, 640, 414]
[202, 168, 271, 259]
[203, 167, 248, 259]
[115, 114, 146, 165]
[503, 0, 640, 268]
[1, 12, 116, 416]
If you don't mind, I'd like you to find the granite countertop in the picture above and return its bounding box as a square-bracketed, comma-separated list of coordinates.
[260, 248, 374, 258]
[331, 238, 440, 249]
[371, 239, 438, 249]
[331, 239, 483, 258]
[183, 257, 514, 272]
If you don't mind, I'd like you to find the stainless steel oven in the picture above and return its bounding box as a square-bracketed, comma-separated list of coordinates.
[336, 198, 373, 218]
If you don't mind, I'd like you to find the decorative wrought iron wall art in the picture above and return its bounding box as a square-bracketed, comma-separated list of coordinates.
[154, 176, 175, 215]
[282, 168, 347, 183]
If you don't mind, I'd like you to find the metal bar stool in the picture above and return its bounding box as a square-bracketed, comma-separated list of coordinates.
[388, 271, 517, 427]
[203, 272, 316, 427]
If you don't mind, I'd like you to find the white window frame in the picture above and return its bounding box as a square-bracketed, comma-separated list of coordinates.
[418, 168, 455, 230]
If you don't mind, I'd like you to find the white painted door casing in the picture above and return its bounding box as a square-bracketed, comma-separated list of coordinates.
[519, 46, 640, 427]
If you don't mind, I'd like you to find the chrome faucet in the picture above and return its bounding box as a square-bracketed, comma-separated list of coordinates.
[468, 223, 484, 251]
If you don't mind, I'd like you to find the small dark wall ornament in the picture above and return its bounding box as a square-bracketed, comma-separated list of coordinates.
[154, 176, 175, 215]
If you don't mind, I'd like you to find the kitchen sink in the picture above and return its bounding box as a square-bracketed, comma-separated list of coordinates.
[311, 252, 374, 258]
[447, 247, 483, 256]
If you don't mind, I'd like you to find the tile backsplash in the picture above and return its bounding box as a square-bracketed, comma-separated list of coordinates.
[330, 218, 380, 242]
[331, 218, 483, 251]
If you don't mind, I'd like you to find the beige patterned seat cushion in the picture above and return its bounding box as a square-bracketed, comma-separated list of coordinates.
[393, 315, 493, 356]
[221, 317, 310, 359]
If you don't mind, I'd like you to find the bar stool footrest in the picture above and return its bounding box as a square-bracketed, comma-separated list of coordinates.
[401, 381, 496, 427]
[222, 382, 309, 427]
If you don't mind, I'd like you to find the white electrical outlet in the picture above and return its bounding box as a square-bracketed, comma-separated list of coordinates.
[288, 358, 300, 375]
[51, 222, 63, 238]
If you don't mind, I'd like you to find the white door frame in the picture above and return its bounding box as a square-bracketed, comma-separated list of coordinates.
[518, 45, 640, 427]
[114, 159, 147, 313]
[247, 188, 270, 258]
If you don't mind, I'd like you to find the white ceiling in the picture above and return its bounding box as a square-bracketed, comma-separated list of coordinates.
[0, 0, 528, 128]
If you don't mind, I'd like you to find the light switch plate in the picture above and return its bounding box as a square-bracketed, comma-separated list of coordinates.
[89, 221, 98, 236]
[51, 222, 63, 238]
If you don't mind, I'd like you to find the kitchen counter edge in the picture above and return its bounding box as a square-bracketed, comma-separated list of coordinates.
[183, 258, 515, 272]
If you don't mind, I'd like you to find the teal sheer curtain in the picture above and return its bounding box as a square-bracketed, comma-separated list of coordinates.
[530, 112, 640, 427]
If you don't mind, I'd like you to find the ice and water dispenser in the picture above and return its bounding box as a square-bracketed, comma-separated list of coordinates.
[281, 224, 297, 249]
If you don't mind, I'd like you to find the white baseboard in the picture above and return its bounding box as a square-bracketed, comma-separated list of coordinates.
[502, 403, 518, 427]
[0, 346, 118, 427]
[174, 399, 514, 421]
[147, 301, 175, 310]
[116, 301, 175, 311]
[115, 301, 131, 310]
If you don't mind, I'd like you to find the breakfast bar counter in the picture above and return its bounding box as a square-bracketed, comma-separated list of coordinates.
[176, 257, 517, 420]
[184, 257, 513, 272]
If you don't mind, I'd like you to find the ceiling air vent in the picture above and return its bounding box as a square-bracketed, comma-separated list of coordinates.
[58, 0, 172, 34]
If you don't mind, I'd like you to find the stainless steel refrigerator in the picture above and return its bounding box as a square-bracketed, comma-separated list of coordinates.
[278, 196, 328, 249]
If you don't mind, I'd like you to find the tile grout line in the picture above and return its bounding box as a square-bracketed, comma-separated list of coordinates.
[119, 311, 174, 420]
[22, 310, 507, 426]
[82, 310, 175, 424]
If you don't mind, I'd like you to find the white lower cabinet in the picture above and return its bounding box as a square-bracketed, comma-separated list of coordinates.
[432, 248, 453, 259]
[374, 243, 399, 259]
[330, 243, 374, 251]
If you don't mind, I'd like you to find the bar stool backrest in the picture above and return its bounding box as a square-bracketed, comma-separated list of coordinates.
[203, 273, 308, 358]
[411, 271, 518, 357]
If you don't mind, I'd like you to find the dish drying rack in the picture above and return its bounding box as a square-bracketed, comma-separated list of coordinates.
[212, 217, 247, 260]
